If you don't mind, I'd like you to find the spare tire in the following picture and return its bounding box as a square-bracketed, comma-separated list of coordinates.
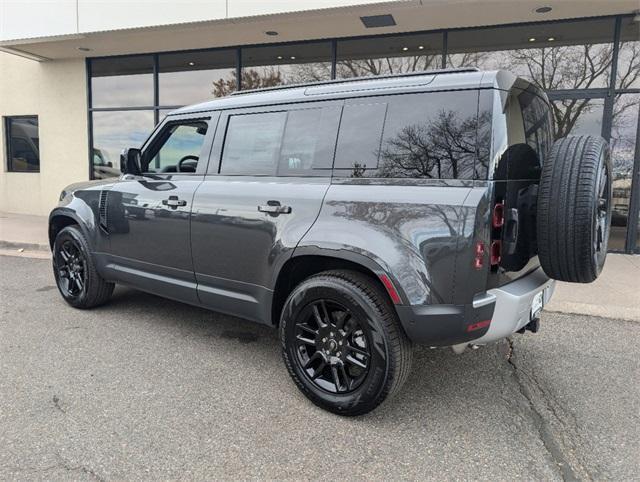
[537, 135, 612, 283]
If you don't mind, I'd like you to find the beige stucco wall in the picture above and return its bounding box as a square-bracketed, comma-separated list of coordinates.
[0, 52, 88, 215]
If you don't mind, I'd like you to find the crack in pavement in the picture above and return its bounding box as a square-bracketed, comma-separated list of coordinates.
[505, 338, 585, 481]
[5, 453, 104, 482]
[54, 453, 106, 482]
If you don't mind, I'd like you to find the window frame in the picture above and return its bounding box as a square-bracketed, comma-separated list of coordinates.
[138, 113, 216, 177]
[211, 100, 343, 177]
[4, 115, 40, 173]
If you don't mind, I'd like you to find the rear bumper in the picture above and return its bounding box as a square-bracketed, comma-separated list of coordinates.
[472, 267, 555, 344]
[395, 299, 496, 346]
[395, 266, 554, 346]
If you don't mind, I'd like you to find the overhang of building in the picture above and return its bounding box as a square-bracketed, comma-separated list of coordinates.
[1, 0, 638, 61]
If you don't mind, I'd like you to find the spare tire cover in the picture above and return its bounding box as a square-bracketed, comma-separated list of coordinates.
[536, 135, 612, 283]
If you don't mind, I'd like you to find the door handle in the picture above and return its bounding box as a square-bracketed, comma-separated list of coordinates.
[162, 195, 187, 209]
[258, 201, 292, 215]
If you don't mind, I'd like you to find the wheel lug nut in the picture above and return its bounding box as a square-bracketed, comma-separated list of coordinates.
[337, 351, 341, 357]
[322, 338, 327, 342]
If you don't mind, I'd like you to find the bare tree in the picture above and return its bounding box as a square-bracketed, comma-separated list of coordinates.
[336, 54, 440, 78]
[212, 68, 283, 97]
[450, 43, 640, 140]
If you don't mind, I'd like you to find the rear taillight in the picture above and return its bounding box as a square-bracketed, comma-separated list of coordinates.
[474, 242, 485, 270]
[492, 202, 505, 228]
[490, 240, 502, 265]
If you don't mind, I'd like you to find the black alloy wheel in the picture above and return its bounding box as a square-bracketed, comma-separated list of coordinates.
[280, 270, 413, 416]
[55, 239, 87, 298]
[52, 225, 114, 309]
[294, 299, 371, 394]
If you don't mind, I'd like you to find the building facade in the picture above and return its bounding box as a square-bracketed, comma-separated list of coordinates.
[1, 0, 639, 253]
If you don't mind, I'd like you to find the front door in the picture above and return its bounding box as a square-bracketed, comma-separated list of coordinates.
[102, 113, 217, 303]
[190, 102, 342, 322]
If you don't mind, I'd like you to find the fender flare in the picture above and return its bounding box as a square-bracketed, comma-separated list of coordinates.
[48, 206, 95, 249]
[282, 245, 408, 305]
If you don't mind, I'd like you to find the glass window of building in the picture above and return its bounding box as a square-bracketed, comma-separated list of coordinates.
[92, 111, 155, 179]
[336, 33, 443, 78]
[241, 42, 332, 88]
[617, 16, 640, 89]
[447, 18, 615, 90]
[549, 98, 605, 139]
[91, 56, 154, 108]
[4, 116, 39, 172]
[609, 94, 639, 251]
[159, 49, 237, 106]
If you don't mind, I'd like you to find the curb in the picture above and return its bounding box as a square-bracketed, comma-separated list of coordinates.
[0, 240, 50, 252]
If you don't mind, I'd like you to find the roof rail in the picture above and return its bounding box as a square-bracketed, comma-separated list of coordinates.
[231, 67, 480, 96]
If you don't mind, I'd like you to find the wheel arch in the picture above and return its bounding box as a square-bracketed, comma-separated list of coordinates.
[271, 247, 405, 327]
[48, 209, 93, 250]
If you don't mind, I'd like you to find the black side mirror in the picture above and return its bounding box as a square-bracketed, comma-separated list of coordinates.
[120, 148, 141, 175]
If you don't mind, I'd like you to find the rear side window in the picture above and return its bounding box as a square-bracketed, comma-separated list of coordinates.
[333, 91, 480, 179]
[519, 88, 553, 166]
[279, 107, 341, 175]
[220, 106, 340, 176]
[333, 103, 387, 173]
[221, 112, 286, 175]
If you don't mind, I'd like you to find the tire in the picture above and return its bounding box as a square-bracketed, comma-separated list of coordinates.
[52, 225, 114, 308]
[537, 135, 612, 283]
[280, 270, 413, 416]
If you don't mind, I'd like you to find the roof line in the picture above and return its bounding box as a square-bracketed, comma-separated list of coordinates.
[230, 67, 480, 96]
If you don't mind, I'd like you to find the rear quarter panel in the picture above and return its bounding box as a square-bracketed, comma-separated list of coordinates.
[299, 178, 480, 306]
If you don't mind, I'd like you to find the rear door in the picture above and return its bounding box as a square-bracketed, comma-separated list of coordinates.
[191, 101, 342, 323]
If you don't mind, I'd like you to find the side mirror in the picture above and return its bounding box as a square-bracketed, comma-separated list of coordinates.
[120, 148, 141, 175]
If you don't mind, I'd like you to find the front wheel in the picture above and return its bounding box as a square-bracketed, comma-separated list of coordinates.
[280, 270, 413, 416]
[52, 225, 114, 309]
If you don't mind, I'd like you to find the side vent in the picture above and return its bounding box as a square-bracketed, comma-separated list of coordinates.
[98, 188, 110, 233]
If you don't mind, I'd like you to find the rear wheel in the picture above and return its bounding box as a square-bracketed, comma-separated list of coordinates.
[537, 135, 612, 283]
[53, 225, 114, 308]
[280, 270, 412, 416]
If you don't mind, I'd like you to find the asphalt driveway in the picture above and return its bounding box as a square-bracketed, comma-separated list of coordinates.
[1, 255, 638, 480]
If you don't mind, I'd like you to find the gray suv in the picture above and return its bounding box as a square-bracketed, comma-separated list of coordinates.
[49, 69, 612, 415]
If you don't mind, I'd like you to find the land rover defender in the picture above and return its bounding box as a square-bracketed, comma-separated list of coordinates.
[49, 69, 612, 415]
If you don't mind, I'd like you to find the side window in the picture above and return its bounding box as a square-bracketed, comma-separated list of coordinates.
[333, 91, 480, 179]
[221, 112, 286, 175]
[220, 106, 341, 176]
[143, 120, 209, 173]
[519, 87, 553, 166]
[278, 107, 341, 175]
[333, 103, 387, 175]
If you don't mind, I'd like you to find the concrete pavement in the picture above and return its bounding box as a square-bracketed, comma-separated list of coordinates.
[1, 255, 639, 480]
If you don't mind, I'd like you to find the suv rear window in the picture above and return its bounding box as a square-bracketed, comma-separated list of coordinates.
[332, 90, 480, 179]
